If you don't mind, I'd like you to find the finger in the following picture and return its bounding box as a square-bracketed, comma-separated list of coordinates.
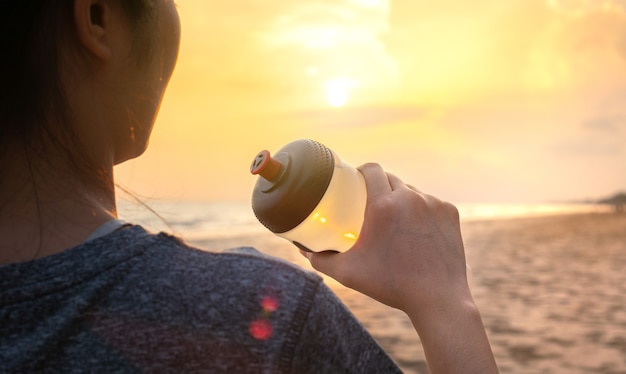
[358, 163, 392, 201]
[386, 172, 411, 191]
[303, 250, 347, 282]
[407, 184, 422, 193]
[386, 172, 425, 196]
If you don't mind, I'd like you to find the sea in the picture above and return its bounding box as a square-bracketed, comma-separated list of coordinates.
[116, 198, 611, 245]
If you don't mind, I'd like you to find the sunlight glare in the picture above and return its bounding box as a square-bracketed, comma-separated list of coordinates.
[325, 78, 355, 108]
[343, 232, 357, 240]
[350, 0, 386, 7]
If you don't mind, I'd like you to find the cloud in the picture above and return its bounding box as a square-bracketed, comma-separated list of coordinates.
[175, 0, 397, 108]
[257, 0, 395, 89]
[287, 105, 425, 128]
[584, 115, 626, 133]
[382, 0, 626, 102]
[551, 114, 625, 156]
[547, 0, 626, 13]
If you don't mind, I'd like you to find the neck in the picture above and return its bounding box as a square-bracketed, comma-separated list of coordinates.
[0, 147, 117, 265]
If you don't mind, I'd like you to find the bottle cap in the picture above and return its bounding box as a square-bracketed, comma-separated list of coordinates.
[250, 139, 334, 233]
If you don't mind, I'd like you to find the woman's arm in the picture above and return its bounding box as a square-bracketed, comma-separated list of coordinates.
[303, 163, 498, 373]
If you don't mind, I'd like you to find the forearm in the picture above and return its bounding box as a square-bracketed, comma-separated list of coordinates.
[407, 296, 499, 374]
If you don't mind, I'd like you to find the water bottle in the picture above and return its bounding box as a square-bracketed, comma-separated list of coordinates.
[250, 139, 366, 253]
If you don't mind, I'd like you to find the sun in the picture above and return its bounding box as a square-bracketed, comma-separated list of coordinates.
[325, 78, 355, 108]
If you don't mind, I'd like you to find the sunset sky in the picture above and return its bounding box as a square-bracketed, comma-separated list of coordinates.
[115, 0, 626, 204]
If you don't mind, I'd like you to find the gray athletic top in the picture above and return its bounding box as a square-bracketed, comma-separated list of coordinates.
[0, 225, 401, 373]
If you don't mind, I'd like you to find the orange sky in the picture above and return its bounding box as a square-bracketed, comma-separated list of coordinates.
[115, 0, 626, 204]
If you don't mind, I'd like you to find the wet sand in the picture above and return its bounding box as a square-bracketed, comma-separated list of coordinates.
[192, 212, 626, 373]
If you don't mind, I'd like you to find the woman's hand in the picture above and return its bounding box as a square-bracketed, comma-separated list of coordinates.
[302, 162, 469, 315]
[302, 163, 498, 374]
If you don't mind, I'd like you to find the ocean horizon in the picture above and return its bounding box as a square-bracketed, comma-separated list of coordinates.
[116, 198, 612, 243]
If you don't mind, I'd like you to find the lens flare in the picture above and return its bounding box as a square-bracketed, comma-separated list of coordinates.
[261, 296, 279, 313]
[249, 319, 273, 341]
[249, 293, 281, 341]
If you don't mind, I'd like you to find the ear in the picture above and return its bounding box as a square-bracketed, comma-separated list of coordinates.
[74, 0, 112, 60]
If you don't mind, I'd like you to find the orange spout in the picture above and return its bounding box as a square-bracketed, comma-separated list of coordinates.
[250, 150, 282, 181]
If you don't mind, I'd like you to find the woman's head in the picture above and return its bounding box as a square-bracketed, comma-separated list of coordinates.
[0, 0, 180, 190]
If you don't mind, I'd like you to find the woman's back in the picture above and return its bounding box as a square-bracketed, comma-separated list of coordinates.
[1, 225, 399, 372]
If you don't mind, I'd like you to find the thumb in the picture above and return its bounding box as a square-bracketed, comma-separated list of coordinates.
[300, 250, 346, 282]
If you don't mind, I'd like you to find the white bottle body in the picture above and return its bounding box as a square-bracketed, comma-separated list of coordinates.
[278, 152, 366, 253]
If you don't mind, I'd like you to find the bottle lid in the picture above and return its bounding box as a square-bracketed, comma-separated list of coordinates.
[250, 139, 334, 233]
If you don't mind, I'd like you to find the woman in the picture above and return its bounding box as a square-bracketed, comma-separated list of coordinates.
[0, 1, 498, 372]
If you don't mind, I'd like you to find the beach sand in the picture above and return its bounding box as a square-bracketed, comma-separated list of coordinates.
[192, 212, 626, 373]
[464, 212, 626, 374]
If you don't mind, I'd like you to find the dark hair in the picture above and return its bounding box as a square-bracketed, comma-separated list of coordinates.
[0, 1, 155, 190]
